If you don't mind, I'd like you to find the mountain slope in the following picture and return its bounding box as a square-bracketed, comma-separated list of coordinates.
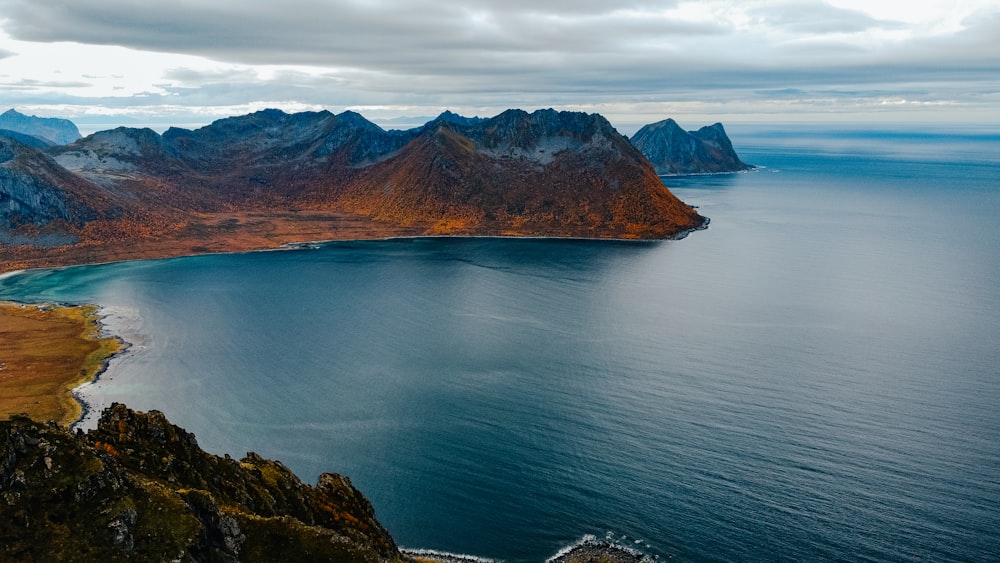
[339, 109, 705, 237]
[0, 128, 54, 149]
[0, 136, 112, 244]
[631, 118, 752, 174]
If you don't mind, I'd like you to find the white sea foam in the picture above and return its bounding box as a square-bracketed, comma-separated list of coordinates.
[401, 548, 500, 563]
[71, 305, 149, 431]
[0, 269, 25, 281]
[546, 535, 599, 562]
[545, 534, 653, 563]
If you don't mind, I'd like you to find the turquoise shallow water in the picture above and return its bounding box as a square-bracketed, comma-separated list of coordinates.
[2, 130, 999, 561]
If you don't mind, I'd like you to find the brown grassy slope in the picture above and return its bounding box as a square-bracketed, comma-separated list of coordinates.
[0, 210, 428, 273]
[335, 124, 705, 238]
[0, 302, 121, 426]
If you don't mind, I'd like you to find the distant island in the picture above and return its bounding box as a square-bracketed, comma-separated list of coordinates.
[631, 118, 753, 175]
[0, 108, 751, 272]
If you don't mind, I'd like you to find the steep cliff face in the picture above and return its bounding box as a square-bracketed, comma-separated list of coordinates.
[0, 404, 404, 562]
[0, 137, 113, 242]
[0, 109, 82, 146]
[630, 118, 752, 175]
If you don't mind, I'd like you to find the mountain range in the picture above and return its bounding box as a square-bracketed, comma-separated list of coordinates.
[0, 108, 749, 270]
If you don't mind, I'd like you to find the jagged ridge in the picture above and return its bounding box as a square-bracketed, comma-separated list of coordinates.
[630, 118, 752, 175]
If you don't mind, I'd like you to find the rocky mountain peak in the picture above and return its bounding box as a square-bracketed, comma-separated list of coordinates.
[334, 110, 381, 129]
[631, 118, 752, 175]
[433, 110, 486, 127]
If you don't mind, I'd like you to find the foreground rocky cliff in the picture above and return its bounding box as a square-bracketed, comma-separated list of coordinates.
[1, 404, 403, 562]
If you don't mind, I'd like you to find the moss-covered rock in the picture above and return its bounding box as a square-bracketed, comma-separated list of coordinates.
[1, 403, 405, 562]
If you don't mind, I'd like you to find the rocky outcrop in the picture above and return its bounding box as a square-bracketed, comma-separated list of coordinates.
[630, 118, 752, 175]
[0, 404, 404, 562]
[0, 109, 82, 146]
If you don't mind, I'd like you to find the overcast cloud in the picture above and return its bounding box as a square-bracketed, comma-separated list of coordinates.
[0, 0, 997, 132]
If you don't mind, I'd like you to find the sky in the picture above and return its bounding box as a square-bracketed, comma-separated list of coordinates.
[0, 0, 998, 134]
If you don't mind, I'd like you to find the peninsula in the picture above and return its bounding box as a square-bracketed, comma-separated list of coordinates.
[630, 118, 753, 175]
[1, 108, 710, 272]
[0, 301, 121, 426]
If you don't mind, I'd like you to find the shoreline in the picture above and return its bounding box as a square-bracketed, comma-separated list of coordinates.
[68, 307, 134, 431]
[0, 225, 709, 427]
[656, 164, 758, 178]
[2, 220, 709, 276]
[0, 301, 124, 426]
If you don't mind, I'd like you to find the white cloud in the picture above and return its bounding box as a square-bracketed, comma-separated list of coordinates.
[0, 0, 996, 129]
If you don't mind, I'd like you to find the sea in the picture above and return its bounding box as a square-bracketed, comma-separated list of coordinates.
[2, 126, 998, 562]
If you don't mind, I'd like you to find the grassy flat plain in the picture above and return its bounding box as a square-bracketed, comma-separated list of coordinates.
[0, 301, 122, 426]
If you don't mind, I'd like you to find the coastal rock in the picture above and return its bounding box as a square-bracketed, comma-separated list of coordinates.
[548, 536, 651, 563]
[630, 118, 752, 174]
[0, 109, 82, 146]
[0, 404, 405, 562]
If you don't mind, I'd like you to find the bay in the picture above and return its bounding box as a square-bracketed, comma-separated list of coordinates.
[2, 128, 999, 561]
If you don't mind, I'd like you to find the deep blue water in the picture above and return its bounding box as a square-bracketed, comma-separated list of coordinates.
[2, 130, 999, 561]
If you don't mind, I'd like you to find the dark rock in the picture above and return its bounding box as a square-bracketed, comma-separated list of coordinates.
[630, 118, 753, 174]
[549, 538, 650, 563]
[0, 136, 105, 233]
